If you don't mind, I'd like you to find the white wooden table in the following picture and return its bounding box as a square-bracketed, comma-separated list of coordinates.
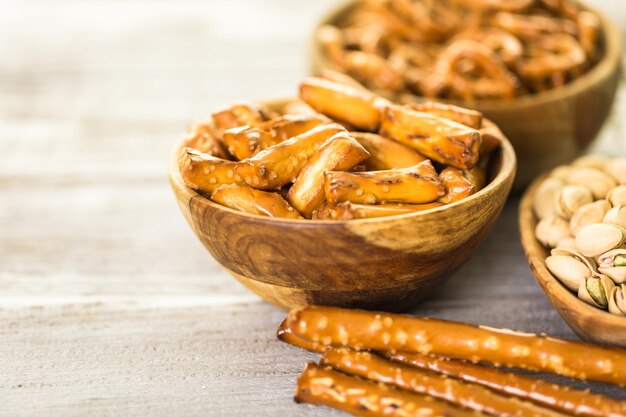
[1, 1, 625, 415]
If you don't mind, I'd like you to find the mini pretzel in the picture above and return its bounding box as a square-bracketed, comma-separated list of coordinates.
[235, 123, 345, 190]
[312, 201, 444, 220]
[491, 12, 578, 39]
[211, 184, 302, 219]
[296, 362, 479, 417]
[299, 77, 391, 131]
[389, 0, 456, 42]
[453, 28, 524, 67]
[322, 348, 566, 417]
[407, 102, 483, 130]
[340, 50, 405, 92]
[350, 132, 427, 171]
[389, 352, 626, 417]
[324, 160, 445, 205]
[577, 11, 600, 59]
[379, 104, 481, 170]
[288, 132, 369, 218]
[518, 34, 586, 78]
[179, 148, 244, 194]
[181, 120, 228, 159]
[438, 167, 476, 204]
[453, 0, 534, 12]
[287, 306, 626, 386]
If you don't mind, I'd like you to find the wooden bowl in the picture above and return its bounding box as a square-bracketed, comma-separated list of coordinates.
[169, 99, 516, 311]
[311, 0, 622, 189]
[519, 175, 626, 347]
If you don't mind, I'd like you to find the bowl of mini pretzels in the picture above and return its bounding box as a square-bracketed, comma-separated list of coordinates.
[169, 75, 516, 310]
[312, 0, 622, 187]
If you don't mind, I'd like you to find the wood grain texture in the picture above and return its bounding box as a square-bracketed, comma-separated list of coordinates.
[519, 174, 626, 347]
[311, 0, 623, 188]
[0, 0, 625, 416]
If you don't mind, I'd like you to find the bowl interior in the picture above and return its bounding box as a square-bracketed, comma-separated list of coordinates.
[519, 176, 626, 347]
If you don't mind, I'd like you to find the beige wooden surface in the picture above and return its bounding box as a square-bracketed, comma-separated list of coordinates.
[1, 1, 625, 416]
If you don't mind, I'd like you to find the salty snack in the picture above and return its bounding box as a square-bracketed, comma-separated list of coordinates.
[178, 76, 501, 220]
[317, 0, 602, 99]
[533, 157, 626, 316]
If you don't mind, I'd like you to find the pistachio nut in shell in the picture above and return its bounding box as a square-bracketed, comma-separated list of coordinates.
[536, 215, 571, 248]
[607, 185, 626, 207]
[608, 284, 626, 316]
[546, 255, 593, 291]
[555, 185, 593, 220]
[572, 155, 612, 171]
[556, 236, 577, 251]
[578, 274, 615, 309]
[566, 167, 618, 199]
[603, 205, 626, 229]
[569, 200, 610, 236]
[551, 247, 597, 271]
[598, 248, 626, 284]
[606, 158, 626, 184]
[575, 223, 626, 257]
[532, 177, 563, 220]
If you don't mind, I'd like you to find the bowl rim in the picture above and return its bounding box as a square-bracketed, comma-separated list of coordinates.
[311, 0, 623, 112]
[169, 98, 517, 226]
[519, 174, 626, 329]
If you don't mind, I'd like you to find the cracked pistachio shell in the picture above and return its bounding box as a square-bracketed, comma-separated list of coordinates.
[536, 215, 571, 248]
[572, 155, 613, 170]
[607, 185, 626, 207]
[603, 205, 626, 229]
[556, 237, 577, 250]
[533, 177, 564, 220]
[598, 248, 626, 284]
[555, 185, 593, 220]
[546, 255, 593, 291]
[566, 167, 617, 199]
[606, 158, 626, 184]
[569, 200, 610, 236]
[575, 223, 626, 257]
[578, 274, 615, 309]
[550, 165, 574, 181]
[608, 284, 626, 316]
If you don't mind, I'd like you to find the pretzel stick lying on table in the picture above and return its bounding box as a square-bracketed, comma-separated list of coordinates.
[286, 306, 626, 386]
[296, 362, 479, 417]
[277, 319, 626, 417]
[322, 348, 568, 417]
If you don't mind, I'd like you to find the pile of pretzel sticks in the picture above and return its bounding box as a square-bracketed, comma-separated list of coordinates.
[279, 306, 626, 417]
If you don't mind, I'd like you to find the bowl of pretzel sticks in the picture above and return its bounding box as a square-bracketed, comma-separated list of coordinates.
[312, 0, 622, 188]
[278, 305, 626, 416]
[169, 76, 516, 310]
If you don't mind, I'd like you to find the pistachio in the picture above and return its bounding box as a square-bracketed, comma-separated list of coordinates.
[572, 155, 612, 171]
[546, 254, 593, 291]
[574, 223, 626, 257]
[607, 185, 626, 207]
[603, 205, 626, 229]
[578, 275, 615, 309]
[608, 284, 626, 316]
[556, 237, 577, 251]
[598, 248, 626, 284]
[551, 247, 597, 271]
[532, 177, 563, 220]
[566, 167, 617, 199]
[555, 185, 593, 220]
[606, 158, 626, 184]
[536, 215, 571, 248]
[569, 200, 610, 236]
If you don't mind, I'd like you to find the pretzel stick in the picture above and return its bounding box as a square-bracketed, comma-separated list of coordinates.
[179, 148, 244, 194]
[296, 362, 479, 417]
[351, 132, 427, 170]
[407, 102, 483, 130]
[211, 184, 302, 219]
[182, 120, 228, 159]
[388, 352, 626, 417]
[439, 167, 476, 204]
[287, 306, 626, 386]
[322, 348, 568, 417]
[379, 105, 481, 170]
[211, 103, 267, 133]
[479, 120, 504, 156]
[312, 201, 444, 220]
[277, 319, 326, 353]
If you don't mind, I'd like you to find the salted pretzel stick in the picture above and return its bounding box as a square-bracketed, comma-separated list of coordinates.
[181, 120, 228, 159]
[312, 201, 444, 220]
[322, 349, 567, 417]
[179, 148, 244, 194]
[407, 102, 483, 130]
[277, 319, 326, 353]
[223, 114, 328, 160]
[235, 123, 345, 190]
[211, 103, 267, 133]
[439, 167, 476, 204]
[299, 77, 391, 131]
[324, 160, 444, 205]
[211, 184, 302, 219]
[465, 166, 487, 191]
[317, 68, 370, 92]
[388, 352, 626, 417]
[296, 363, 479, 417]
[379, 105, 481, 170]
[351, 132, 427, 170]
[288, 132, 369, 218]
[287, 306, 626, 386]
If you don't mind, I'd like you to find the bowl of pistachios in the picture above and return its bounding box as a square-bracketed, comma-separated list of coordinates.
[519, 155, 626, 347]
